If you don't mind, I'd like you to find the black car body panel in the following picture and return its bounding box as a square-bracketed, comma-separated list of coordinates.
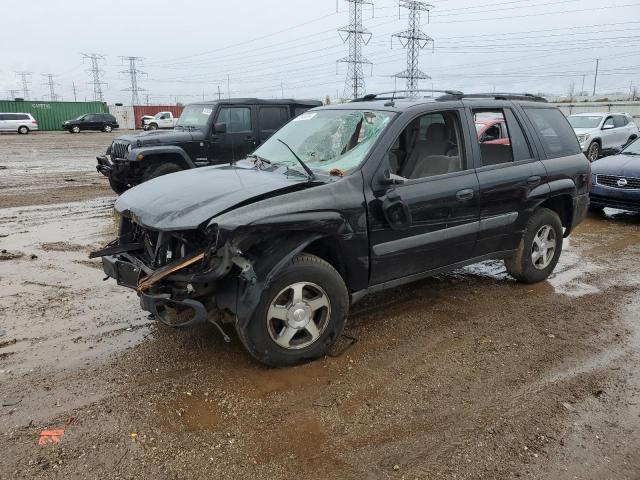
[590, 148, 640, 211]
[64, 113, 119, 132]
[92, 94, 591, 356]
[97, 99, 322, 190]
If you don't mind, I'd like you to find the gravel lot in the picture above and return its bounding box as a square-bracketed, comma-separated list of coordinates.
[1, 132, 639, 479]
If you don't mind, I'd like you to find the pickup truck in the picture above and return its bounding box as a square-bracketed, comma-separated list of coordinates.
[92, 91, 590, 367]
[141, 111, 179, 130]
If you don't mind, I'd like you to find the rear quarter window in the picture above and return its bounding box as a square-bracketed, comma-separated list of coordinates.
[524, 107, 581, 158]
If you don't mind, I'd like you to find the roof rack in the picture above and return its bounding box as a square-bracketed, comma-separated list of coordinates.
[436, 92, 548, 103]
[352, 89, 463, 103]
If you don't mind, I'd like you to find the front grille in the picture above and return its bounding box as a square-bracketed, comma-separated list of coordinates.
[111, 141, 129, 160]
[596, 174, 640, 190]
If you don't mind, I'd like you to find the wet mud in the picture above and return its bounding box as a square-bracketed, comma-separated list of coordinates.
[1, 132, 639, 479]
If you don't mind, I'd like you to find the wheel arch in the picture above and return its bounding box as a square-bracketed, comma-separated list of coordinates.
[128, 146, 196, 169]
[537, 193, 574, 237]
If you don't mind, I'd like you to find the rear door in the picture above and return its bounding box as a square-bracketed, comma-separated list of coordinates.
[257, 105, 289, 143]
[468, 104, 548, 256]
[612, 114, 630, 146]
[209, 105, 256, 163]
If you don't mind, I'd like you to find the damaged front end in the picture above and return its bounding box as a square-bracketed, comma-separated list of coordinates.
[91, 215, 251, 335]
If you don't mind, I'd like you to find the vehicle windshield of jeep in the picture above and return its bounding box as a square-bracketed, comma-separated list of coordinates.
[568, 115, 602, 129]
[252, 109, 394, 175]
[175, 104, 213, 129]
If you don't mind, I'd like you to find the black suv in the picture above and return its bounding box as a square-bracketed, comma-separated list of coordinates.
[63, 113, 119, 133]
[92, 91, 590, 367]
[96, 98, 322, 194]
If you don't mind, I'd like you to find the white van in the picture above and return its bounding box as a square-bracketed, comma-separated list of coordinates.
[0, 113, 39, 134]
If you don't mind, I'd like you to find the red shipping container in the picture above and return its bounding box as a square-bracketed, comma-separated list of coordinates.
[133, 105, 184, 129]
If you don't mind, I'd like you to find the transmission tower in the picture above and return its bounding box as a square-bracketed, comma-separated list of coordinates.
[337, 0, 374, 99]
[15, 72, 32, 100]
[42, 74, 61, 101]
[82, 53, 107, 102]
[120, 56, 147, 105]
[392, 0, 434, 97]
[8, 89, 21, 99]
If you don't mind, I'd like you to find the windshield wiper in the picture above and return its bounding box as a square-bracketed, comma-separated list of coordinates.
[277, 139, 316, 181]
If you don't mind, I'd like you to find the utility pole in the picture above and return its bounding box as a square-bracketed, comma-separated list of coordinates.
[227, 74, 231, 99]
[72, 82, 78, 102]
[392, 1, 434, 97]
[337, 0, 373, 100]
[41, 74, 60, 101]
[217, 85, 221, 100]
[580, 74, 586, 97]
[592, 58, 599, 97]
[281, 82, 284, 98]
[15, 72, 32, 100]
[82, 53, 107, 102]
[145, 94, 150, 105]
[120, 56, 146, 106]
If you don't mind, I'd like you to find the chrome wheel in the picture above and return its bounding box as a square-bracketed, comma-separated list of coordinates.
[531, 225, 556, 270]
[587, 142, 599, 162]
[266, 281, 331, 350]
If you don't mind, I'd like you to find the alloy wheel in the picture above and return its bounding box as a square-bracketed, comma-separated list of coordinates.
[531, 225, 556, 270]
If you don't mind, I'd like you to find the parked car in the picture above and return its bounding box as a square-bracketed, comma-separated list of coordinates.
[96, 98, 322, 194]
[91, 91, 590, 367]
[63, 113, 119, 133]
[141, 111, 179, 130]
[475, 116, 510, 144]
[590, 137, 640, 212]
[567, 112, 638, 161]
[0, 112, 38, 134]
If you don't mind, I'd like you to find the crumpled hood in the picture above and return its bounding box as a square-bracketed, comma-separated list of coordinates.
[115, 165, 308, 231]
[114, 129, 203, 147]
[591, 154, 640, 177]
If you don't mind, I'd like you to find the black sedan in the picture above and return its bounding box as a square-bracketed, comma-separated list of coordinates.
[590, 138, 640, 212]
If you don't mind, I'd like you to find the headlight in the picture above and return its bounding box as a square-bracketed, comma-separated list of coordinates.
[577, 134, 589, 142]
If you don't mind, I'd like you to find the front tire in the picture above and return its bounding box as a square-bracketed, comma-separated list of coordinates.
[586, 141, 600, 162]
[505, 208, 563, 284]
[103, 124, 113, 133]
[236, 253, 349, 367]
[148, 123, 158, 131]
[18, 126, 29, 134]
[108, 178, 129, 195]
[141, 161, 183, 182]
[71, 125, 80, 134]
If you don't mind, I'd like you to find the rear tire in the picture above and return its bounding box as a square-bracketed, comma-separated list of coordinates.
[505, 208, 563, 284]
[108, 178, 129, 195]
[586, 141, 600, 162]
[18, 126, 29, 134]
[141, 161, 183, 182]
[236, 253, 349, 367]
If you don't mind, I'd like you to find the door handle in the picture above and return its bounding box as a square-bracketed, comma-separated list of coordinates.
[527, 175, 541, 186]
[456, 189, 474, 201]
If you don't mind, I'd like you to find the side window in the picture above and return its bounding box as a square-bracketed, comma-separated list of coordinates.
[84, 114, 95, 122]
[387, 110, 465, 180]
[216, 107, 252, 133]
[473, 109, 532, 166]
[613, 115, 626, 128]
[0, 114, 7, 120]
[160, 113, 169, 120]
[603, 116, 614, 128]
[294, 107, 309, 117]
[259, 107, 288, 132]
[17, 114, 29, 120]
[524, 107, 582, 158]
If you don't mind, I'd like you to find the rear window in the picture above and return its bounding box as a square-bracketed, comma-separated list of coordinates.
[524, 108, 581, 158]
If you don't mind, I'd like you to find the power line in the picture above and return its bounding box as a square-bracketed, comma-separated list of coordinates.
[338, 0, 374, 99]
[120, 56, 147, 105]
[82, 53, 107, 102]
[15, 72, 32, 100]
[392, 0, 433, 96]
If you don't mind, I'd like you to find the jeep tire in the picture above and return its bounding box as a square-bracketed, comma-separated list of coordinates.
[505, 207, 563, 284]
[108, 178, 129, 195]
[142, 161, 183, 182]
[236, 253, 349, 367]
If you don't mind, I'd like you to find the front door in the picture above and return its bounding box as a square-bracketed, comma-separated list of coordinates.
[209, 105, 258, 163]
[367, 108, 481, 285]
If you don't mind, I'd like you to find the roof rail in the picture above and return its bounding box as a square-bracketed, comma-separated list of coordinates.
[352, 89, 464, 103]
[436, 92, 548, 103]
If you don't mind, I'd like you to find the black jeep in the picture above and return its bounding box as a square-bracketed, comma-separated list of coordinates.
[92, 91, 590, 367]
[96, 98, 322, 194]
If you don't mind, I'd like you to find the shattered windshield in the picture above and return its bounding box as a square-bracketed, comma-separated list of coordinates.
[175, 104, 214, 129]
[252, 109, 394, 175]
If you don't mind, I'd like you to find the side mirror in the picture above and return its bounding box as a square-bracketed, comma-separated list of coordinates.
[602, 124, 614, 130]
[214, 122, 227, 134]
[380, 168, 405, 186]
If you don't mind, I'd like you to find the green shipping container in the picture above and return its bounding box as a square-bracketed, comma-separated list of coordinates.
[0, 100, 108, 131]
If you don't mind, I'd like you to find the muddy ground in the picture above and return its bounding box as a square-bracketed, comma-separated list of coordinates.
[0, 132, 639, 479]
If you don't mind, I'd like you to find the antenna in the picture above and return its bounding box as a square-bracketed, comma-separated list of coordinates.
[392, 1, 434, 97]
[15, 72, 32, 100]
[337, 0, 374, 100]
[120, 56, 147, 105]
[82, 53, 107, 102]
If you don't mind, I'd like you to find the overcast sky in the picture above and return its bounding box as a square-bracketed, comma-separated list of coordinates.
[1, 0, 639, 104]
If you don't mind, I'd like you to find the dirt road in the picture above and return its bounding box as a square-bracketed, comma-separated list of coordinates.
[1, 133, 639, 479]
